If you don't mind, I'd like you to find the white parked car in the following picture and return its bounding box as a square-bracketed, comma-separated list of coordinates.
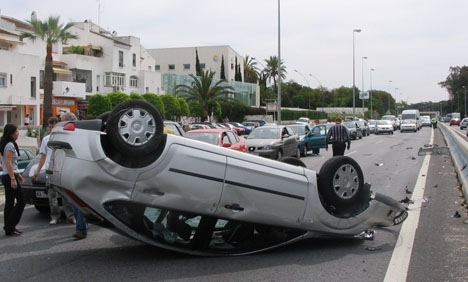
[400, 119, 418, 132]
[375, 120, 394, 135]
[47, 100, 407, 256]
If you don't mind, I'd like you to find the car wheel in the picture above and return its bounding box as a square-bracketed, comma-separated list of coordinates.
[34, 205, 50, 213]
[107, 100, 164, 167]
[276, 150, 283, 160]
[301, 145, 308, 157]
[279, 156, 306, 167]
[96, 111, 110, 132]
[295, 147, 301, 158]
[317, 156, 364, 207]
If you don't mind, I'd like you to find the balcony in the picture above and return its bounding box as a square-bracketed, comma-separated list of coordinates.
[53, 81, 86, 99]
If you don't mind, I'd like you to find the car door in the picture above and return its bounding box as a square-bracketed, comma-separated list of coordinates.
[304, 125, 327, 149]
[283, 126, 298, 156]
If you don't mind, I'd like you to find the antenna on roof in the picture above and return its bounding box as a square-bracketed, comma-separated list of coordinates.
[96, 0, 102, 26]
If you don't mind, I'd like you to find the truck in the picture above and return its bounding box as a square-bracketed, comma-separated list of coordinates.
[401, 109, 421, 130]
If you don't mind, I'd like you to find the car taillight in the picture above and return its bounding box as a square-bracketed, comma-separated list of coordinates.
[63, 122, 76, 131]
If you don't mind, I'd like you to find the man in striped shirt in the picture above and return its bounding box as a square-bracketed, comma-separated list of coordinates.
[325, 117, 351, 156]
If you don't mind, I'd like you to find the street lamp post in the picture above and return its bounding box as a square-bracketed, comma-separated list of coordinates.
[309, 74, 323, 111]
[387, 80, 392, 114]
[464, 86, 467, 117]
[352, 29, 361, 116]
[361, 56, 367, 116]
[370, 68, 374, 118]
[294, 69, 311, 110]
[277, 0, 282, 125]
[394, 87, 398, 114]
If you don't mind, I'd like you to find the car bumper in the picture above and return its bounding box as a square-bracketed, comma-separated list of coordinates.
[22, 183, 50, 207]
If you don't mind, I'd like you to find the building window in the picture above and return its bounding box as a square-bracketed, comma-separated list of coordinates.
[200, 63, 206, 70]
[130, 76, 138, 88]
[155, 65, 160, 71]
[39, 70, 44, 89]
[183, 64, 190, 70]
[30, 77, 36, 98]
[104, 72, 125, 87]
[10, 74, 13, 85]
[0, 73, 6, 87]
[168, 64, 175, 70]
[132, 53, 136, 67]
[119, 51, 124, 67]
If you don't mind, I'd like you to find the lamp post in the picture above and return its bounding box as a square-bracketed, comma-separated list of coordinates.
[309, 74, 323, 111]
[294, 69, 311, 110]
[277, 0, 282, 125]
[370, 68, 374, 119]
[464, 86, 467, 118]
[361, 56, 367, 116]
[352, 29, 361, 116]
[394, 87, 398, 114]
[387, 80, 392, 114]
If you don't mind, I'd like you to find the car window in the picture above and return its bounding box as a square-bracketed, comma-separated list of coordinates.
[222, 133, 230, 145]
[226, 131, 239, 143]
[285, 127, 295, 136]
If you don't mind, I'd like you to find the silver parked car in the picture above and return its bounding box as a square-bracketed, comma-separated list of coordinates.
[47, 100, 407, 256]
[245, 125, 300, 160]
[460, 117, 468, 129]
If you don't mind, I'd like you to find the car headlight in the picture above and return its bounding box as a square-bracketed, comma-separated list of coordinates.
[260, 145, 272, 150]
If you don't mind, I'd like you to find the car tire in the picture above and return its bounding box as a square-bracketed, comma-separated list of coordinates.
[301, 145, 308, 157]
[34, 205, 50, 213]
[317, 156, 364, 207]
[276, 150, 283, 160]
[295, 147, 301, 158]
[279, 156, 306, 167]
[106, 100, 164, 168]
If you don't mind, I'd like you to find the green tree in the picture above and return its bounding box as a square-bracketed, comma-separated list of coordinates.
[177, 97, 190, 117]
[129, 93, 143, 100]
[161, 94, 180, 120]
[107, 92, 130, 108]
[195, 48, 201, 76]
[220, 55, 226, 80]
[87, 94, 112, 116]
[175, 70, 236, 121]
[243, 55, 258, 83]
[142, 93, 165, 117]
[264, 56, 287, 92]
[20, 15, 78, 127]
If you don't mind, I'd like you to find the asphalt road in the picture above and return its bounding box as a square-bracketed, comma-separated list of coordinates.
[0, 126, 467, 282]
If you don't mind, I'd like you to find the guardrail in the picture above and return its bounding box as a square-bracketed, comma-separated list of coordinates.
[439, 122, 468, 200]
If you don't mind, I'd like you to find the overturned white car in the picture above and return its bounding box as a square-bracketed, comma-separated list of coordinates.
[48, 100, 407, 256]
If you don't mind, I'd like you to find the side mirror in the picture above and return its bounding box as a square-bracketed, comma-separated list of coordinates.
[222, 143, 232, 148]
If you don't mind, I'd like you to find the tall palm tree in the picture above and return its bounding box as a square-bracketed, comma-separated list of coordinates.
[20, 15, 78, 127]
[175, 70, 236, 120]
[243, 55, 259, 83]
[264, 56, 287, 91]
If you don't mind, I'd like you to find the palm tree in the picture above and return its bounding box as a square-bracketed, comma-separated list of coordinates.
[20, 15, 78, 127]
[243, 55, 259, 83]
[175, 70, 236, 121]
[263, 56, 287, 91]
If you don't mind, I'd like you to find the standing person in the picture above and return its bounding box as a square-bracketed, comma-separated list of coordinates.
[23, 114, 30, 126]
[34, 117, 75, 225]
[61, 112, 89, 240]
[325, 117, 351, 156]
[431, 117, 438, 129]
[312, 119, 321, 156]
[1, 124, 26, 236]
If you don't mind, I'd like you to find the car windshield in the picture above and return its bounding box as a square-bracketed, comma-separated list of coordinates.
[343, 122, 356, 128]
[377, 120, 391, 125]
[247, 127, 280, 139]
[289, 125, 306, 135]
[402, 119, 416, 124]
[186, 132, 219, 145]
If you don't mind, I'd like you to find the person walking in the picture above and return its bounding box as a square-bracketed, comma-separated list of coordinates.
[60, 112, 89, 240]
[1, 124, 26, 236]
[23, 114, 30, 126]
[325, 117, 351, 156]
[34, 117, 75, 225]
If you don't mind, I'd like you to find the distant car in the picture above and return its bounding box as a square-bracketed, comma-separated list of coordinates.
[185, 129, 247, 152]
[375, 120, 394, 135]
[368, 120, 377, 134]
[450, 118, 461, 126]
[343, 121, 363, 140]
[245, 119, 267, 126]
[301, 124, 329, 156]
[382, 115, 397, 130]
[0, 147, 36, 185]
[460, 118, 468, 129]
[229, 122, 251, 135]
[400, 119, 417, 132]
[421, 116, 432, 127]
[356, 120, 370, 136]
[164, 121, 186, 136]
[46, 100, 408, 256]
[246, 125, 300, 159]
[296, 117, 311, 124]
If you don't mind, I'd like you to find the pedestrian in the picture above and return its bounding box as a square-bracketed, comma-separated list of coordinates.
[34, 116, 75, 225]
[312, 119, 321, 156]
[431, 117, 438, 129]
[1, 124, 26, 236]
[60, 112, 89, 239]
[23, 114, 30, 126]
[325, 117, 351, 156]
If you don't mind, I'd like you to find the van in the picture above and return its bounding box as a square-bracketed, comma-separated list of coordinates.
[401, 109, 421, 130]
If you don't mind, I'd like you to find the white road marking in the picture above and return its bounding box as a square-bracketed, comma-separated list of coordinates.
[383, 128, 433, 282]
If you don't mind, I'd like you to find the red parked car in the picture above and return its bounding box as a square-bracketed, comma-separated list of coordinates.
[185, 128, 247, 152]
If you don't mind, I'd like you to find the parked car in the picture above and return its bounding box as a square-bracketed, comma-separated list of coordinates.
[421, 116, 432, 127]
[21, 154, 51, 213]
[164, 121, 186, 136]
[382, 115, 397, 130]
[228, 122, 251, 135]
[185, 129, 247, 152]
[296, 117, 311, 124]
[219, 123, 246, 136]
[375, 120, 394, 135]
[245, 125, 300, 159]
[241, 121, 259, 133]
[288, 123, 313, 156]
[460, 118, 468, 129]
[368, 120, 377, 134]
[47, 100, 407, 256]
[356, 120, 369, 136]
[450, 118, 461, 126]
[244, 119, 267, 126]
[0, 147, 36, 185]
[343, 121, 363, 140]
[301, 124, 329, 156]
[400, 119, 418, 132]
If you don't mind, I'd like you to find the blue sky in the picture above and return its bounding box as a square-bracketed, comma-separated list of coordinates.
[3, 0, 468, 104]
